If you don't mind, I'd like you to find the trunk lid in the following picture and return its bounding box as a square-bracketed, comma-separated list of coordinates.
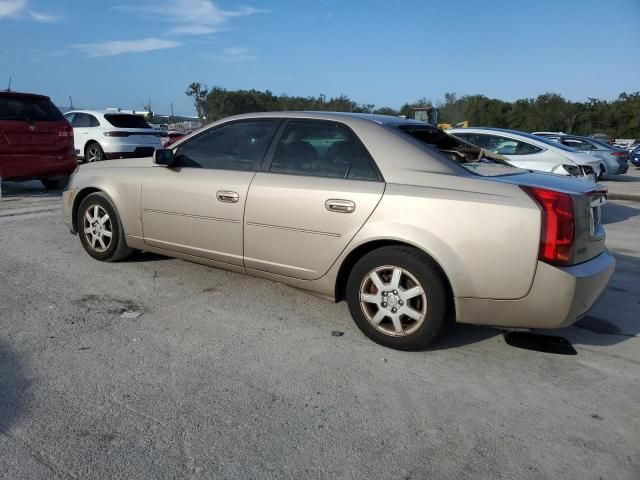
[492, 172, 607, 265]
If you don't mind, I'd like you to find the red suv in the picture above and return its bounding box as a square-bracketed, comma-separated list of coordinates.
[0, 91, 76, 189]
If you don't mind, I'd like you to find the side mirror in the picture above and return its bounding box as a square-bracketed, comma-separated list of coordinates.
[153, 148, 174, 166]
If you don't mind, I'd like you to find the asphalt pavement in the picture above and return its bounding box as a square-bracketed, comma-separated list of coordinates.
[0, 181, 639, 480]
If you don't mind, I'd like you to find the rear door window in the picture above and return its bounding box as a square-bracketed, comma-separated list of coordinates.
[0, 96, 63, 122]
[269, 121, 380, 181]
[104, 114, 152, 129]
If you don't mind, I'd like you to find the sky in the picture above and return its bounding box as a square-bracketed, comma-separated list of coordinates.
[1, 0, 639, 116]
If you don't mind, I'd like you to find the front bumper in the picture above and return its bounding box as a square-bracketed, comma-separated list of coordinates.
[455, 250, 615, 329]
[62, 188, 76, 232]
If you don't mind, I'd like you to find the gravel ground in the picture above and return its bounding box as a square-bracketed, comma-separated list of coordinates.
[1, 182, 639, 480]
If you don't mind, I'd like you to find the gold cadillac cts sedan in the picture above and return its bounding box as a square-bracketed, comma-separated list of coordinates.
[62, 112, 615, 350]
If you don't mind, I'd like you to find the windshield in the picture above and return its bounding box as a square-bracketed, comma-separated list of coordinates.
[0, 96, 63, 122]
[104, 114, 152, 129]
[397, 125, 518, 176]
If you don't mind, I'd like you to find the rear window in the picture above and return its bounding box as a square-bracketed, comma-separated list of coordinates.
[0, 96, 63, 122]
[397, 125, 517, 176]
[104, 114, 152, 129]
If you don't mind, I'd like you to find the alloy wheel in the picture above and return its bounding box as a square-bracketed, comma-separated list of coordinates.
[359, 265, 427, 336]
[86, 146, 102, 162]
[83, 204, 112, 253]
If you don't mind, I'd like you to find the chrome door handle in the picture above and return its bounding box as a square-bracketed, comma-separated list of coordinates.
[216, 191, 239, 203]
[325, 199, 355, 213]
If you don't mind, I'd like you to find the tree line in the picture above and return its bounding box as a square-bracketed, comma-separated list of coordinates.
[186, 82, 640, 138]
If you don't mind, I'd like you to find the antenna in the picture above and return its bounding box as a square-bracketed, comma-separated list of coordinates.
[7, 76, 11, 91]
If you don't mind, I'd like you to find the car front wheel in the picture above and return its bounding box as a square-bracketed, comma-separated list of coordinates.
[346, 246, 450, 350]
[77, 192, 133, 262]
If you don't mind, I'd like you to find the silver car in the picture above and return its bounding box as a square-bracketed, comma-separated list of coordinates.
[536, 134, 630, 178]
[448, 127, 601, 181]
[62, 112, 615, 350]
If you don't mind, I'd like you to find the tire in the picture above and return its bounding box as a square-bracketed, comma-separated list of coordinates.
[77, 192, 133, 262]
[85, 142, 105, 163]
[598, 163, 606, 180]
[346, 246, 450, 350]
[41, 175, 69, 190]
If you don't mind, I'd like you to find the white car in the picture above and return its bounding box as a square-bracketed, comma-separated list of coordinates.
[448, 127, 601, 181]
[63, 110, 162, 162]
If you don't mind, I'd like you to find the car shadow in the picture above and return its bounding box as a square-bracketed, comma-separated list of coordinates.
[548, 251, 640, 347]
[601, 201, 640, 225]
[604, 173, 640, 182]
[0, 180, 63, 198]
[429, 323, 499, 350]
[120, 250, 172, 263]
[0, 340, 29, 431]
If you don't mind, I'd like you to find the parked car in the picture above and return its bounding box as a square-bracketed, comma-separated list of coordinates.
[631, 146, 640, 167]
[162, 130, 187, 147]
[448, 127, 601, 181]
[0, 90, 76, 189]
[62, 112, 614, 350]
[536, 134, 629, 178]
[590, 133, 613, 145]
[63, 110, 162, 162]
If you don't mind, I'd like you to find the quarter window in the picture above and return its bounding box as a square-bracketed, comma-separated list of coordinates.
[71, 113, 94, 128]
[174, 120, 277, 171]
[269, 121, 379, 180]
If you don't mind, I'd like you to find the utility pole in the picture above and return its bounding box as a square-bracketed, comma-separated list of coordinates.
[7, 76, 11, 91]
[69, 96, 74, 109]
[171, 102, 174, 118]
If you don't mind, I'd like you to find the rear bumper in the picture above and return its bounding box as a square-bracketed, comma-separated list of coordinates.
[455, 250, 615, 329]
[0, 153, 76, 180]
[104, 147, 156, 159]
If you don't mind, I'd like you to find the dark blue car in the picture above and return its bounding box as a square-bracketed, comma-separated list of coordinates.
[631, 146, 640, 167]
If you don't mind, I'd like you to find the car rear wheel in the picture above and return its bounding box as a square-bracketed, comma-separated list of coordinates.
[598, 163, 606, 180]
[77, 192, 133, 262]
[346, 246, 449, 350]
[85, 142, 105, 162]
[40, 175, 69, 190]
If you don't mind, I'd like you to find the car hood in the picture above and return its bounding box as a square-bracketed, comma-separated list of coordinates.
[78, 157, 155, 171]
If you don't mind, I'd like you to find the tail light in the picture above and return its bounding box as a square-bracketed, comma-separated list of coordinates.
[611, 151, 626, 157]
[521, 186, 575, 265]
[57, 125, 73, 138]
[104, 131, 131, 137]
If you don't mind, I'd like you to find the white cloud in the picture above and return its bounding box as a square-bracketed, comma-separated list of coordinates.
[28, 10, 59, 22]
[74, 37, 181, 57]
[0, 0, 26, 17]
[0, 1, 60, 21]
[201, 46, 256, 62]
[117, 0, 265, 35]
